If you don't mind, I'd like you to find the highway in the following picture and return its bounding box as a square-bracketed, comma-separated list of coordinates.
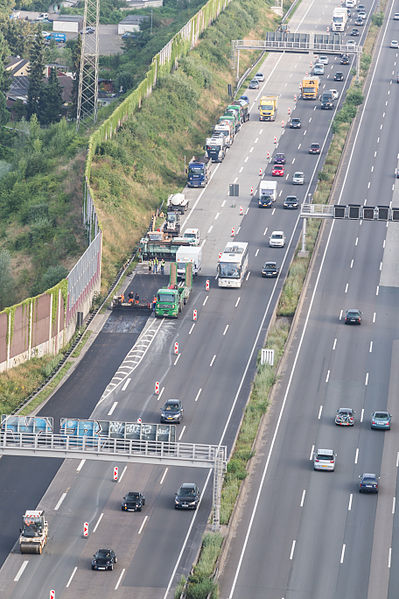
[0, 0, 386, 596]
[219, 1, 399, 598]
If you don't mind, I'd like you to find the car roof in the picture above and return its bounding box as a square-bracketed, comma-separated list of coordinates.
[362, 473, 377, 478]
[294, 171, 304, 175]
[264, 261, 277, 266]
[316, 448, 334, 454]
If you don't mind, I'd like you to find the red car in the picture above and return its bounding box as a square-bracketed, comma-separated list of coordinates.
[272, 164, 285, 176]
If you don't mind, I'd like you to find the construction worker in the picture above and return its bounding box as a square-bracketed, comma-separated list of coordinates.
[153, 257, 159, 274]
[152, 296, 157, 313]
[121, 293, 125, 303]
[135, 292, 140, 304]
[128, 291, 134, 304]
[148, 259, 153, 273]
[160, 259, 165, 276]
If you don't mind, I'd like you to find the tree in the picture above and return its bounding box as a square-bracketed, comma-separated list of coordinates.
[37, 67, 63, 125]
[0, 249, 15, 310]
[27, 27, 45, 119]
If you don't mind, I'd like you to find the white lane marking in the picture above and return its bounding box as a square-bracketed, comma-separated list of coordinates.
[208, 225, 213, 234]
[340, 544, 346, 564]
[203, 296, 208, 306]
[339, 309, 343, 320]
[379, 261, 383, 271]
[122, 378, 131, 391]
[303, 129, 307, 135]
[178, 426, 186, 441]
[194, 388, 202, 402]
[235, 297, 241, 308]
[255, 137, 259, 143]
[223, 325, 229, 336]
[157, 386, 165, 402]
[380, 123, 383, 129]
[119, 465, 127, 483]
[108, 402, 118, 416]
[138, 516, 149, 536]
[300, 489, 306, 507]
[279, 190, 282, 197]
[215, 212, 220, 220]
[292, 157, 295, 164]
[318, 405, 323, 420]
[115, 568, 126, 590]
[345, 283, 348, 294]
[373, 312, 376, 323]
[332, 338, 337, 350]
[93, 512, 104, 533]
[360, 409, 364, 423]
[189, 323, 195, 335]
[246, 272, 250, 281]
[392, 497, 396, 515]
[272, 208, 276, 215]
[348, 494, 353, 511]
[376, 286, 379, 296]
[76, 459, 85, 472]
[66, 566, 77, 588]
[325, 370, 330, 383]
[309, 444, 314, 461]
[397, 452, 399, 468]
[371, 165, 374, 173]
[374, 151, 377, 157]
[383, 239, 386, 248]
[250, 146, 254, 153]
[263, 227, 268, 236]
[355, 237, 358, 246]
[174, 353, 181, 366]
[233, 177, 238, 184]
[369, 341, 373, 353]
[160, 467, 168, 485]
[236, 226, 241, 235]
[377, 137, 380, 143]
[309, 117, 312, 123]
[54, 492, 67, 511]
[355, 448, 359, 464]
[239, 166, 243, 173]
[350, 259, 354, 269]
[14, 561, 29, 582]
[298, 143, 301, 150]
[244, 156, 249, 163]
[365, 372, 369, 386]
[255, 248, 259, 256]
[388, 547, 392, 568]
[289, 540, 296, 560]
[210, 355, 216, 367]
[221, 200, 226, 207]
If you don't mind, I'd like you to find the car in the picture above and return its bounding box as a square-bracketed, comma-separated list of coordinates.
[239, 95, 249, 103]
[334, 71, 344, 81]
[313, 448, 336, 471]
[346, 8, 351, 17]
[175, 482, 200, 509]
[272, 163, 284, 176]
[394, 12, 399, 20]
[289, 117, 301, 128]
[160, 399, 184, 423]
[318, 55, 329, 64]
[269, 230, 286, 248]
[122, 31, 136, 39]
[320, 91, 334, 109]
[283, 195, 298, 209]
[340, 54, 350, 65]
[312, 63, 325, 75]
[91, 549, 117, 571]
[344, 308, 362, 324]
[254, 72, 264, 82]
[81, 26, 95, 34]
[261, 261, 279, 278]
[347, 40, 356, 49]
[249, 78, 260, 89]
[121, 491, 145, 511]
[309, 142, 321, 154]
[274, 152, 286, 164]
[36, 12, 49, 20]
[354, 16, 365, 25]
[335, 407, 355, 426]
[390, 40, 399, 49]
[371, 410, 391, 430]
[359, 473, 379, 493]
[358, 10, 367, 18]
[357, 3, 365, 11]
[329, 88, 339, 100]
[292, 171, 304, 185]
[350, 28, 360, 36]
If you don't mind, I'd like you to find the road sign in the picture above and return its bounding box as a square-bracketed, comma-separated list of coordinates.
[174, 342, 179, 354]
[83, 521, 89, 537]
[261, 348, 274, 366]
[259, 168, 262, 176]
[205, 280, 210, 291]
[231, 227, 235, 237]
[193, 309, 197, 321]
[113, 466, 118, 481]
[154, 381, 160, 394]
[239, 206, 243, 215]
[50, 591, 55, 599]
[250, 186, 254, 195]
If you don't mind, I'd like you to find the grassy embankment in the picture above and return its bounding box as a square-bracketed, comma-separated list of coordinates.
[176, 9, 387, 599]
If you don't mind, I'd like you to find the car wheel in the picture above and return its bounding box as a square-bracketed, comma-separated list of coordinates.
[114, 557, 117, 563]
[91, 565, 95, 570]
[138, 507, 142, 512]
[109, 564, 114, 571]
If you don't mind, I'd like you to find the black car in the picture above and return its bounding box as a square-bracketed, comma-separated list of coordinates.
[91, 549, 117, 571]
[359, 473, 379, 493]
[309, 142, 321, 154]
[345, 309, 362, 324]
[334, 71, 344, 81]
[121, 491, 145, 512]
[340, 55, 350, 65]
[261, 261, 279, 278]
[160, 399, 184, 423]
[274, 152, 286, 164]
[350, 28, 360, 36]
[289, 117, 301, 129]
[283, 195, 298, 209]
[175, 482, 200, 509]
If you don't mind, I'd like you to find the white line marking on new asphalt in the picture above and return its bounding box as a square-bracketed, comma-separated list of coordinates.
[369, 341, 373, 353]
[66, 566, 77, 588]
[122, 378, 131, 391]
[108, 402, 118, 416]
[115, 568, 126, 590]
[54, 492, 67, 511]
[392, 497, 396, 515]
[93, 513, 104, 533]
[310, 445, 314, 461]
[76, 459, 85, 472]
[189, 323, 195, 335]
[160, 468, 168, 484]
[300, 489, 306, 507]
[373, 312, 376, 323]
[365, 372, 369, 386]
[203, 296, 208, 306]
[332, 338, 337, 350]
[355, 448, 359, 464]
[223, 325, 229, 336]
[318, 405, 323, 419]
[348, 494, 353, 511]
[210, 355, 216, 367]
[138, 516, 149, 535]
[340, 544, 346, 564]
[157, 386, 165, 401]
[360, 408, 364, 423]
[194, 388, 202, 402]
[325, 370, 330, 383]
[289, 540, 296, 560]
[235, 297, 241, 308]
[178, 426, 186, 441]
[388, 547, 392, 568]
[119, 466, 127, 483]
[14, 561, 29, 582]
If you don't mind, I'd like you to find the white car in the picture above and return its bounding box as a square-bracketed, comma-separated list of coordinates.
[292, 171, 304, 185]
[347, 40, 356, 49]
[313, 448, 336, 471]
[394, 13, 399, 20]
[391, 40, 399, 49]
[269, 231, 286, 248]
[254, 72, 264, 82]
[329, 88, 339, 100]
[318, 55, 329, 64]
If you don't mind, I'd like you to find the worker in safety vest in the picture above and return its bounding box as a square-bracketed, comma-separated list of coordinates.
[160, 259, 165, 276]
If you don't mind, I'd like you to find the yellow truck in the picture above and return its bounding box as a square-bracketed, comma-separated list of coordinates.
[301, 77, 319, 100]
[258, 96, 278, 121]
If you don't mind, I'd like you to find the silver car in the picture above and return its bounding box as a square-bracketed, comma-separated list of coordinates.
[313, 448, 336, 471]
[269, 231, 286, 248]
[292, 171, 304, 185]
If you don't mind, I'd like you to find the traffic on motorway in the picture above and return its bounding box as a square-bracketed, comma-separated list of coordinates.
[2, 0, 399, 596]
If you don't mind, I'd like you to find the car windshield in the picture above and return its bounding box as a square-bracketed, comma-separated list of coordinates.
[179, 487, 196, 497]
[158, 292, 174, 303]
[264, 263, 276, 269]
[374, 412, 388, 419]
[219, 262, 240, 278]
[347, 311, 359, 317]
[272, 234, 283, 240]
[189, 165, 203, 174]
[164, 403, 179, 411]
[317, 453, 333, 460]
[362, 477, 375, 483]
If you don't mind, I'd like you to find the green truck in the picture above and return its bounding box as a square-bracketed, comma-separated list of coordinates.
[155, 262, 192, 318]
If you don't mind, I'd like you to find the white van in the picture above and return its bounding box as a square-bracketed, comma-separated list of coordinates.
[346, 0, 356, 7]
